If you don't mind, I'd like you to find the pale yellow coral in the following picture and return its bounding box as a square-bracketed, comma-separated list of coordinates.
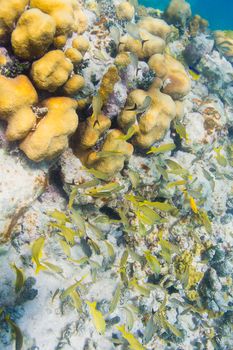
[65, 47, 83, 64]
[116, 2, 135, 21]
[86, 129, 134, 176]
[20, 97, 78, 162]
[0, 0, 29, 44]
[119, 29, 166, 59]
[63, 74, 85, 95]
[11, 9, 56, 60]
[77, 114, 111, 150]
[148, 53, 191, 99]
[30, 0, 87, 44]
[114, 52, 131, 68]
[138, 17, 171, 40]
[0, 75, 38, 141]
[72, 36, 90, 54]
[31, 50, 73, 92]
[164, 0, 192, 26]
[118, 79, 177, 149]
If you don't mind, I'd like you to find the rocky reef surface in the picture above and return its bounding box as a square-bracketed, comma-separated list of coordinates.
[0, 0, 233, 349]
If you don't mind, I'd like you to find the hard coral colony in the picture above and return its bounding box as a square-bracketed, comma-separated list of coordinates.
[0, 0, 233, 350]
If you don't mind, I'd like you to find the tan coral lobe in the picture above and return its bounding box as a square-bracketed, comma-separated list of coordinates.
[0, 75, 38, 141]
[20, 97, 78, 162]
[31, 50, 73, 92]
[11, 8, 56, 60]
[0, 0, 29, 44]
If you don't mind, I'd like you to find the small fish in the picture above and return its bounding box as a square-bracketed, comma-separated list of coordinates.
[189, 67, 201, 81]
[91, 93, 103, 128]
[117, 325, 146, 350]
[110, 26, 121, 45]
[11, 263, 25, 293]
[144, 251, 161, 274]
[31, 237, 47, 274]
[214, 147, 227, 167]
[147, 143, 176, 155]
[86, 301, 106, 334]
[109, 283, 122, 314]
[190, 196, 198, 214]
[5, 316, 23, 350]
[118, 125, 138, 141]
[136, 96, 152, 114]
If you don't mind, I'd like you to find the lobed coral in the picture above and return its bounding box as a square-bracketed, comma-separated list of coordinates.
[118, 79, 177, 148]
[116, 1, 135, 21]
[164, 0, 192, 27]
[0, 75, 38, 141]
[85, 129, 134, 177]
[0, 0, 29, 44]
[11, 8, 56, 60]
[30, 50, 73, 92]
[148, 53, 191, 99]
[20, 97, 78, 162]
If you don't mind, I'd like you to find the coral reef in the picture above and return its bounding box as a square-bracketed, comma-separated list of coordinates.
[0, 0, 233, 349]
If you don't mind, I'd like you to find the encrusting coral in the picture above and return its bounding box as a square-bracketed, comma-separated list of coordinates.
[0, 75, 38, 141]
[30, 50, 73, 92]
[20, 97, 78, 162]
[11, 8, 56, 60]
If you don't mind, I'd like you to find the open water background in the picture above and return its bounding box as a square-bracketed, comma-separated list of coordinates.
[139, 0, 233, 29]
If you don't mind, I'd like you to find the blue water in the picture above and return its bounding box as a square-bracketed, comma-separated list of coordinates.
[139, 0, 233, 30]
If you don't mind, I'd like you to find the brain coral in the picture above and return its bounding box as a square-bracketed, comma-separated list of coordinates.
[0, 75, 38, 141]
[0, 0, 29, 44]
[20, 97, 78, 162]
[31, 50, 73, 92]
[11, 8, 56, 60]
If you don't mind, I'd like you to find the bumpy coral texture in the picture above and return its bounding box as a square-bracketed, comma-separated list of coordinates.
[0, 75, 38, 141]
[20, 97, 78, 162]
[118, 79, 177, 149]
[31, 50, 73, 92]
[0, 0, 29, 43]
[116, 1, 135, 21]
[30, 0, 87, 41]
[11, 8, 56, 60]
[148, 53, 191, 99]
[86, 129, 134, 177]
